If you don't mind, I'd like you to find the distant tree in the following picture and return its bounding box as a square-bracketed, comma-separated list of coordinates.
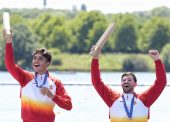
[161, 43, 170, 71]
[72, 5, 78, 12]
[66, 5, 78, 18]
[134, 6, 170, 20]
[151, 6, 170, 17]
[12, 24, 39, 69]
[33, 14, 66, 46]
[69, 11, 106, 53]
[113, 14, 140, 52]
[81, 4, 87, 11]
[88, 21, 112, 52]
[138, 17, 170, 52]
[48, 26, 73, 52]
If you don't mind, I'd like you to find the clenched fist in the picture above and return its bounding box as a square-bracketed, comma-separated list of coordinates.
[148, 50, 160, 61]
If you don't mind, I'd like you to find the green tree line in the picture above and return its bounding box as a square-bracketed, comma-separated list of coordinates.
[1, 6, 170, 71]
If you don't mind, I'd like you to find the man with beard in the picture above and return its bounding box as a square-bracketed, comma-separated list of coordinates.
[90, 46, 166, 122]
[3, 29, 72, 122]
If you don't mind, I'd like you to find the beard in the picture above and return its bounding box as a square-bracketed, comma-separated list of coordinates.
[122, 85, 134, 93]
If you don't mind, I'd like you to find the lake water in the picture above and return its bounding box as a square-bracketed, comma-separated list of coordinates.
[0, 71, 169, 122]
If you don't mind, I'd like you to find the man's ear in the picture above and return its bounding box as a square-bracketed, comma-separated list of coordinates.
[134, 83, 137, 87]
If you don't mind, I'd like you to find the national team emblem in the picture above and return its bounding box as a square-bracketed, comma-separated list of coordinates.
[50, 85, 53, 90]
[134, 101, 137, 105]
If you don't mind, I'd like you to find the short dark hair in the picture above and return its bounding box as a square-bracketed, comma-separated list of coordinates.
[33, 48, 52, 63]
[121, 72, 137, 83]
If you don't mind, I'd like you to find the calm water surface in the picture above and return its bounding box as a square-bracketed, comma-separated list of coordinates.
[0, 72, 169, 122]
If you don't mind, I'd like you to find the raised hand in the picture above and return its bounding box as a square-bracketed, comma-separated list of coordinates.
[90, 45, 101, 59]
[148, 50, 160, 61]
[3, 29, 12, 43]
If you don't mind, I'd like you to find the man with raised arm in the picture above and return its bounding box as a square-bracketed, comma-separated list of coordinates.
[90, 46, 166, 122]
[3, 29, 72, 122]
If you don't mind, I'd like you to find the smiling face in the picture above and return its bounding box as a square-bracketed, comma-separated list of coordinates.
[32, 48, 52, 74]
[32, 53, 50, 74]
[121, 74, 137, 94]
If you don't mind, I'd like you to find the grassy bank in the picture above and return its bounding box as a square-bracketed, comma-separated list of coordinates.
[49, 53, 155, 72]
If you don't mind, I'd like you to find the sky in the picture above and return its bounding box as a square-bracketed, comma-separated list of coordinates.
[0, 0, 170, 14]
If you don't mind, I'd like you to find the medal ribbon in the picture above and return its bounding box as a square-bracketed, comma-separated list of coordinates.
[34, 72, 48, 88]
[122, 95, 134, 119]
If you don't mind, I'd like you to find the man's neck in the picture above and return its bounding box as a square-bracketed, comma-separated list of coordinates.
[123, 91, 134, 94]
[36, 70, 47, 75]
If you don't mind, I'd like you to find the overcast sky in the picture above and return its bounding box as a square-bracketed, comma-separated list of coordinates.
[0, 0, 170, 14]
